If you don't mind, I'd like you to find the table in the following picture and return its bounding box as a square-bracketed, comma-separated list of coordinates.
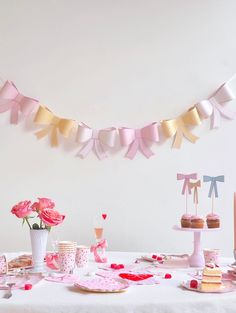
[1, 252, 236, 313]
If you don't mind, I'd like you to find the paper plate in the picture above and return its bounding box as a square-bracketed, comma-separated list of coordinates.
[74, 277, 129, 293]
[182, 281, 236, 293]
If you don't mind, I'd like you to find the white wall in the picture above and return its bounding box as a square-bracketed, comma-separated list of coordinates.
[0, 0, 236, 257]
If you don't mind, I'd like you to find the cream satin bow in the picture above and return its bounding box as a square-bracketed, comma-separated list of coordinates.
[76, 123, 117, 160]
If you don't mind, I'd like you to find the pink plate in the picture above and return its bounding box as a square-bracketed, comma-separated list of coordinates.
[74, 277, 129, 293]
[182, 281, 236, 293]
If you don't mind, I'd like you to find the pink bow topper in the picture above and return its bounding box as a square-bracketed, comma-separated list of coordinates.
[119, 123, 159, 159]
[90, 239, 108, 263]
[196, 82, 235, 129]
[177, 173, 198, 195]
[45, 253, 59, 270]
[76, 123, 116, 160]
[0, 81, 39, 124]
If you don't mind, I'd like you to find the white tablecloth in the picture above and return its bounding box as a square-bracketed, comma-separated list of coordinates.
[1, 252, 236, 313]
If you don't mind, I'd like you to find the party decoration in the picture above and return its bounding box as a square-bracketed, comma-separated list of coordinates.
[197, 83, 235, 129]
[76, 123, 116, 159]
[0, 74, 235, 159]
[34, 106, 75, 147]
[161, 107, 201, 149]
[189, 180, 201, 215]
[177, 173, 197, 214]
[119, 123, 159, 159]
[0, 81, 38, 124]
[102, 214, 107, 220]
[90, 239, 108, 263]
[203, 175, 224, 214]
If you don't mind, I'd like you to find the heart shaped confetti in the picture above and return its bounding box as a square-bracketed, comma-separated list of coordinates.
[119, 273, 153, 281]
[102, 214, 107, 220]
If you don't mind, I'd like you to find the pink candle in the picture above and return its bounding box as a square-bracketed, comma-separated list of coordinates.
[234, 193, 236, 250]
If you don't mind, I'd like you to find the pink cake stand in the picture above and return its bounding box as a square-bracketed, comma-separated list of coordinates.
[173, 225, 221, 267]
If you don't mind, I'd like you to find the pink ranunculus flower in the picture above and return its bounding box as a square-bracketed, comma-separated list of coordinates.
[11, 200, 32, 218]
[39, 208, 65, 226]
[31, 198, 55, 212]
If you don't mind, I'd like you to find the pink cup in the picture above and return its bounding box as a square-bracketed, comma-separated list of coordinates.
[203, 249, 220, 265]
[58, 252, 76, 273]
[0, 255, 7, 274]
[76, 246, 90, 268]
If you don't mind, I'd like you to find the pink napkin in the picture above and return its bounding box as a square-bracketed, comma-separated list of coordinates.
[45, 274, 79, 284]
[0, 274, 43, 290]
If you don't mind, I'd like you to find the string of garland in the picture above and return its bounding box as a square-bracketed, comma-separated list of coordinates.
[0, 75, 235, 160]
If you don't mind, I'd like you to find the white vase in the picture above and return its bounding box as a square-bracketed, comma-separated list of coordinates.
[30, 229, 48, 273]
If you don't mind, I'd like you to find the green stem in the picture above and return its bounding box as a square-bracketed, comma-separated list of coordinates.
[40, 219, 43, 229]
[25, 217, 32, 229]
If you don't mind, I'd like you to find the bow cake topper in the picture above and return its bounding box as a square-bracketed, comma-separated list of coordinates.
[161, 107, 201, 149]
[177, 173, 198, 214]
[76, 123, 116, 160]
[0, 81, 39, 124]
[203, 175, 224, 214]
[119, 122, 159, 159]
[34, 106, 75, 147]
[203, 175, 225, 198]
[197, 79, 235, 129]
[177, 173, 198, 195]
[190, 179, 201, 216]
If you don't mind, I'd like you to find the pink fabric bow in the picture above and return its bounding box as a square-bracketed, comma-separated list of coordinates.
[196, 82, 235, 129]
[76, 123, 116, 160]
[177, 173, 197, 195]
[0, 81, 38, 124]
[119, 123, 159, 159]
[90, 239, 108, 263]
[45, 253, 59, 270]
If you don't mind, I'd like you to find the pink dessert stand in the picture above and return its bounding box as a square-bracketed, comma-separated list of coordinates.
[173, 225, 220, 267]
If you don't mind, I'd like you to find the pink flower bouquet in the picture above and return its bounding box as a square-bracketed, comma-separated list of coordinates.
[11, 198, 65, 230]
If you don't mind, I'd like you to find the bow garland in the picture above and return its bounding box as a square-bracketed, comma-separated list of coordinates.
[0, 75, 235, 160]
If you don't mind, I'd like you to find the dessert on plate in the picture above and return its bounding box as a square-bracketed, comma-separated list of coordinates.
[191, 215, 204, 228]
[200, 263, 222, 292]
[181, 214, 192, 228]
[206, 213, 220, 228]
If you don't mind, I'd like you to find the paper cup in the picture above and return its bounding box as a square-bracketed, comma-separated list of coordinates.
[76, 246, 90, 268]
[203, 249, 220, 265]
[58, 252, 76, 273]
[0, 255, 7, 274]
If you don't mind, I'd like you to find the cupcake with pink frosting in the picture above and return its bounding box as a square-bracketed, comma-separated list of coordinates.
[206, 213, 220, 228]
[191, 215, 204, 228]
[181, 214, 192, 228]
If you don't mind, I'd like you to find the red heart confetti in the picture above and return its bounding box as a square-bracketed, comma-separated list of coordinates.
[111, 263, 125, 270]
[164, 273, 172, 279]
[24, 284, 32, 290]
[102, 214, 107, 220]
[190, 279, 198, 289]
[152, 255, 157, 259]
[157, 256, 163, 261]
[119, 273, 153, 281]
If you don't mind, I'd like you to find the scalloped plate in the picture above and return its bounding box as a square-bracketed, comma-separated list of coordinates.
[74, 277, 129, 293]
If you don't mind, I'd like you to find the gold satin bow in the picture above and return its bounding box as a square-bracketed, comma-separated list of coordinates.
[34, 106, 75, 147]
[189, 180, 201, 204]
[161, 106, 201, 148]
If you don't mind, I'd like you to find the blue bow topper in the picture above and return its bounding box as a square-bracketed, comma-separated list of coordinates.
[203, 175, 224, 198]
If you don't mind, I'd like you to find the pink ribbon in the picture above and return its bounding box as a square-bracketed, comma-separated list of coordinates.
[0, 81, 38, 124]
[45, 253, 59, 270]
[196, 82, 235, 129]
[76, 123, 116, 160]
[119, 123, 159, 159]
[90, 239, 108, 263]
[177, 173, 197, 195]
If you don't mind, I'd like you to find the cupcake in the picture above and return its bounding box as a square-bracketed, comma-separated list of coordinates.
[181, 214, 192, 228]
[191, 215, 204, 228]
[206, 213, 220, 228]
